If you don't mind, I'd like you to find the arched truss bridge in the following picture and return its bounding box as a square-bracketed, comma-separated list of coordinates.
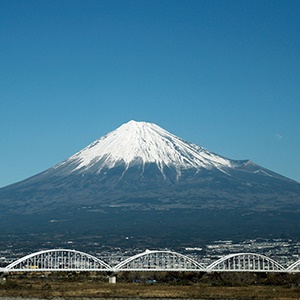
[114, 250, 205, 271]
[4, 249, 110, 272]
[207, 253, 285, 272]
[1, 249, 300, 273]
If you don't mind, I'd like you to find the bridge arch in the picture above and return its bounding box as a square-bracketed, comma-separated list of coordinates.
[207, 253, 285, 272]
[114, 250, 205, 271]
[287, 259, 300, 272]
[5, 249, 111, 272]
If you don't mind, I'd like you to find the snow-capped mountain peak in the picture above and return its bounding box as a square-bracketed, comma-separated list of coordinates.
[58, 120, 233, 177]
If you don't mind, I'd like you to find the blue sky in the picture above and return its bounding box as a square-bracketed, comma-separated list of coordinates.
[0, 0, 299, 187]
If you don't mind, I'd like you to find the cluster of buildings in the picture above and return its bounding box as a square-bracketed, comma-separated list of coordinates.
[1, 238, 300, 270]
[186, 239, 300, 268]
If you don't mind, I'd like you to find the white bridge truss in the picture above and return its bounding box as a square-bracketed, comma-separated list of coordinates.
[1, 249, 300, 273]
[286, 260, 300, 272]
[5, 249, 111, 272]
[114, 250, 205, 271]
[207, 253, 285, 272]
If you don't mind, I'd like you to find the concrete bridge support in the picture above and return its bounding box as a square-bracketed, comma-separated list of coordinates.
[109, 275, 117, 283]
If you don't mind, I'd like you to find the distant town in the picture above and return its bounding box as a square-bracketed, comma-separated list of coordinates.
[1, 237, 299, 269]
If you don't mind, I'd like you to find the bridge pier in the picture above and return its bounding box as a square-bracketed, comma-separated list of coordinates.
[0, 273, 7, 285]
[109, 275, 117, 284]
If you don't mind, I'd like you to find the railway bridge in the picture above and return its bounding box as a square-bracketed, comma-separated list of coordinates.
[1, 249, 300, 278]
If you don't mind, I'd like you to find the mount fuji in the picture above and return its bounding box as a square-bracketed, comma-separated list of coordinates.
[1, 120, 299, 244]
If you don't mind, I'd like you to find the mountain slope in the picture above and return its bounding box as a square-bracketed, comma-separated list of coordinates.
[0, 120, 300, 247]
[0, 120, 299, 217]
[53, 120, 234, 177]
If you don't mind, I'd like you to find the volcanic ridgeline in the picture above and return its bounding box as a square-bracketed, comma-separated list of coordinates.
[0, 120, 299, 244]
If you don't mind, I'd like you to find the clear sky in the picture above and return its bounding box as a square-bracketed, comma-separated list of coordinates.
[0, 0, 299, 188]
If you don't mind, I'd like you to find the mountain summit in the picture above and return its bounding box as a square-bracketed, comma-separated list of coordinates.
[0, 120, 299, 245]
[57, 120, 233, 178]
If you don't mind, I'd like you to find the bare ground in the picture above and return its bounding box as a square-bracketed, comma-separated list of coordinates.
[1, 280, 300, 299]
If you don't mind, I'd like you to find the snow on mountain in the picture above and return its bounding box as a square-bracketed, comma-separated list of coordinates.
[1, 119, 299, 220]
[56, 120, 234, 177]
